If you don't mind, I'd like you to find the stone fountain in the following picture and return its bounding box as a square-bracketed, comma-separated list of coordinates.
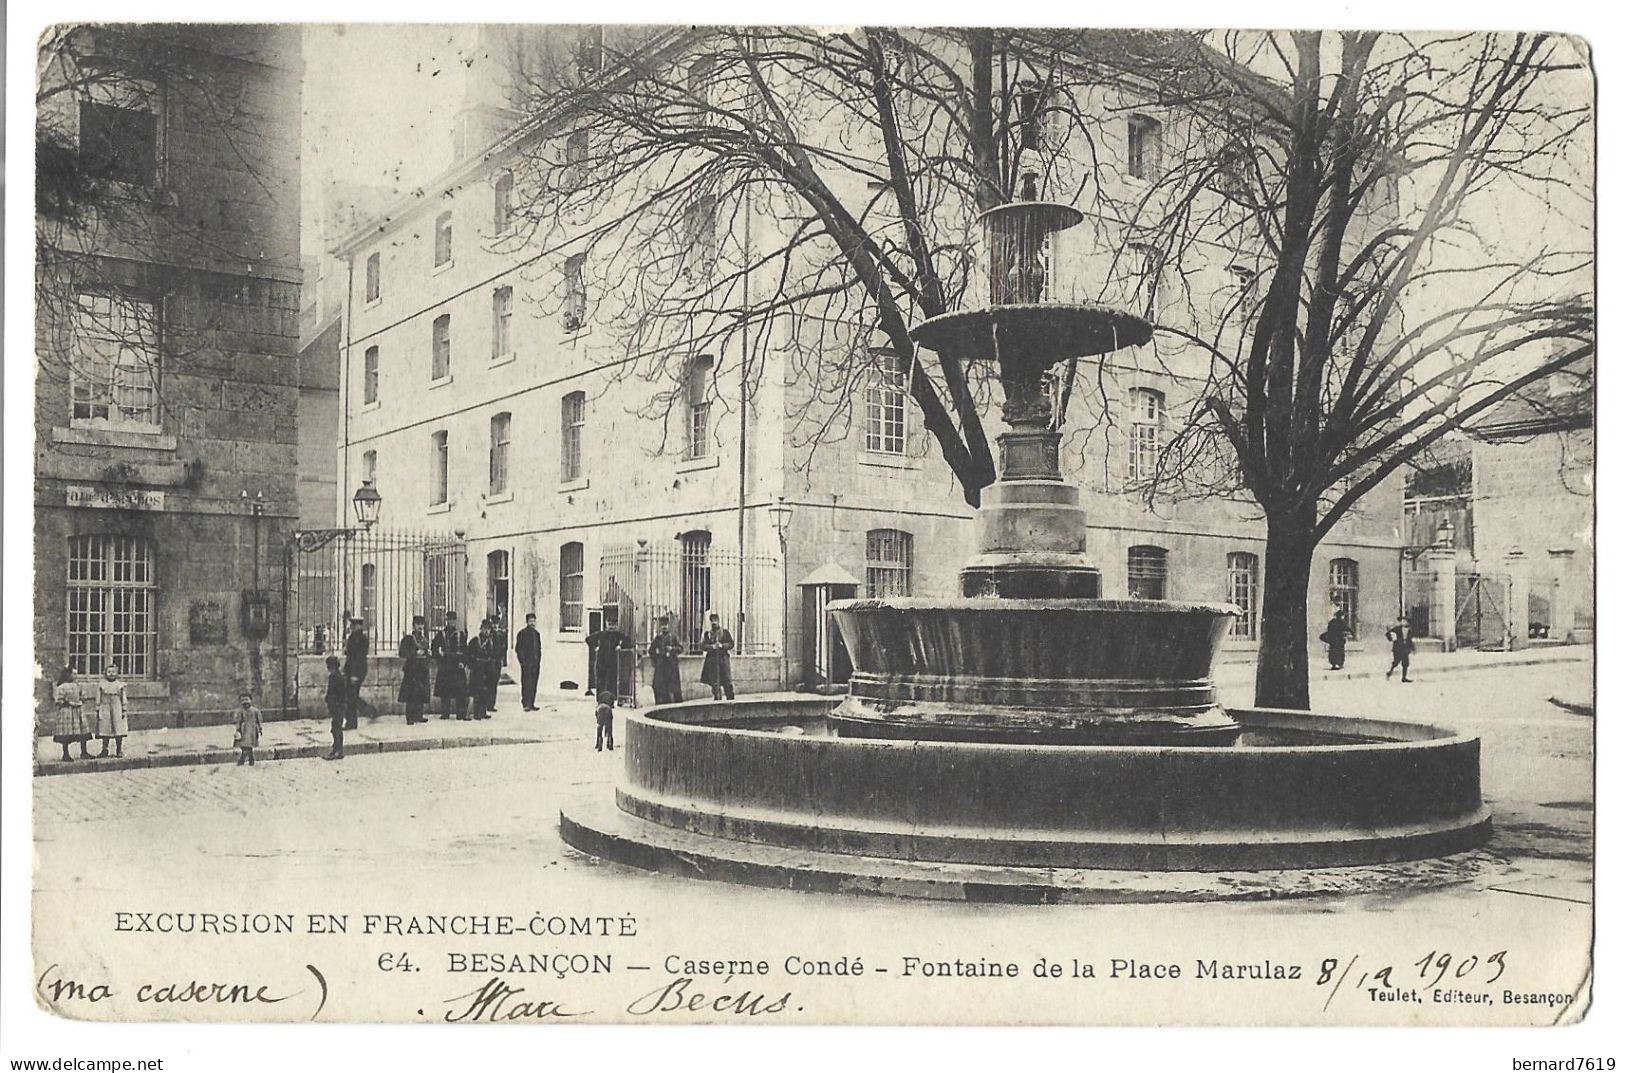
[558, 188, 1491, 896]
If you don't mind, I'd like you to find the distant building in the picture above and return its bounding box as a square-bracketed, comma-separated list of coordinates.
[1402, 360, 1593, 647]
[34, 25, 302, 726]
[328, 28, 1401, 696]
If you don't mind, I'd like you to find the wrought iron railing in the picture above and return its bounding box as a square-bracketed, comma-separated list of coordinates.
[599, 541, 780, 655]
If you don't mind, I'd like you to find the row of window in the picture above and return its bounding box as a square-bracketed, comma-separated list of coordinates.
[1129, 546, 1361, 641]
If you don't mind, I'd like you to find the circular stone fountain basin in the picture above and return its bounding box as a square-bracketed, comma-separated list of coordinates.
[605, 697, 1490, 872]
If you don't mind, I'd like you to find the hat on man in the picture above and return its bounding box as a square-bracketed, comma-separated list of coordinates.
[412, 614, 426, 626]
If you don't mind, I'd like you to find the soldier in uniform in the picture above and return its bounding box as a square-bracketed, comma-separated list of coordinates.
[397, 615, 432, 724]
[466, 618, 501, 720]
[514, 612, 543, 711]
[650, 615, 684, 705]
[342, 615, 369, 730]
[431, 611, 470, 720]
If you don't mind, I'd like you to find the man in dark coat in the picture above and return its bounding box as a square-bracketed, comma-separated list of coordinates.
[466, 618, 501, 720]
[431, 611, 470, 720]
[342, 616, 369, 730]
[514, 612, 543, 711]
[397, 615, 432, 724]
[650, 615, 684, 705]
[699, 612, 735, 700]
[1385, 616, 1416, 683]
[585, 611, 631, 702]
[1320, 609, 1352, 671]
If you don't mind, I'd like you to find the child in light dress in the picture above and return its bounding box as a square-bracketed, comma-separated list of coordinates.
[95, 664, 130, 758]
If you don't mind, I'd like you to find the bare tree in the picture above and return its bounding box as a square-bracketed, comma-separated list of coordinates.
[36, 24, 294, 448]
[1069, 30, 1594, 707]
[500, 28, 1178, 504]
[500, 28, 1592, 708]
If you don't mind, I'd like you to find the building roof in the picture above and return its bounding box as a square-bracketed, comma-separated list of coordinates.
[1471, 359, 1593, 441]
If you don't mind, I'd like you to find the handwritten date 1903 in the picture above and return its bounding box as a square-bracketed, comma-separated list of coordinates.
[1316, 950, 1508, 1010]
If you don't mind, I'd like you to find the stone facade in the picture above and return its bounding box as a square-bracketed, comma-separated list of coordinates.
[329, 29, 1401, 693]
[34, 25, 302, 726]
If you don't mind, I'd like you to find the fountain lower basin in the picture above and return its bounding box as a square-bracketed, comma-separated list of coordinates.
[596, 697, 1490, 872]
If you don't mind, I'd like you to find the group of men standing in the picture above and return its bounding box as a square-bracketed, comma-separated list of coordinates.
[393, 612, 545, 721]
[334, 605, 737, 725]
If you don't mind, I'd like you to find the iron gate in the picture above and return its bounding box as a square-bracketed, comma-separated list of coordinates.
[278, 527, 466, 716]
[1455, 572, 1508, 649]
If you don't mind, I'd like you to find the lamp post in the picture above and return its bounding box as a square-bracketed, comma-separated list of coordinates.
[280, 480, 385, 720]
[767, 496, 795, 690]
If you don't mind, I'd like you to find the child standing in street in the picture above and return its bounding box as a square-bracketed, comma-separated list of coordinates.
[94, 663, 129, 758]
[594, 689, 615, 752]
[50, 665, 94, 762]
[322, 655, 347, 761]
[234, 691, 263, 766]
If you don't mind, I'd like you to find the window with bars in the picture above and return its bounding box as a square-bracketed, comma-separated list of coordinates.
[1127, 545, 1168, 599]
[363, 345, 379, 404]
[685, 355, 712, 460]
[559, 541, 585, 631]
[1128, 388, 1165, 482]
[430, 430, 449, 506]
[493, 172, 514, 232]
[432, 314, 451, 380]
[1330, 558, 1360, 639]
[563, 254, 587, 331]
[865, 351, 907, 455]
[561, 391, 586, 481]
[1227, 551, 1259, 639]
[365, 252, 381, 302]
[489, 412, 511, 494]
[360, 562, 377, 630]
[1127, 115, 1163, 181]
[680, 531, 713, 652]
[67, 535, 157, 677]
[492, 287, 513, 358]
[434, 211, 453, 267]
[71, 292, 161, 429]
[865, 529, 914, 598]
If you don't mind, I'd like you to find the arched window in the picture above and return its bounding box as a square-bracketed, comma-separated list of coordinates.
[1330, 558, 1360, 638]
[1127, 545, 1168, 600]
[1127, 114, 1163, 180]
[487, 550, 510, 639]
[1128, 388, 1165, 481]
[678, 531, 714, 652]
[865, 529, 914, 597]
[363, 345, 379, 404]
[359, 562, 377, 630]
[1227, 552, 1260, 639]
[361, 449, 377, 486]
[67, 535, 157, 677]
[559, 542, 585, 631]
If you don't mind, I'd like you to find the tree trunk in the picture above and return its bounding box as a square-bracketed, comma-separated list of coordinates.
[1254, 505, 1318, 710]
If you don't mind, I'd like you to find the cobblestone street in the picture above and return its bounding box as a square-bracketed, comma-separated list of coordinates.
[28, 655, 1593, 1027]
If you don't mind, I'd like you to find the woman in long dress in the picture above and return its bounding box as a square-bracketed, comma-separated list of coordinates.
[50, 665, 94, 762]
[95, 663, 130, 758]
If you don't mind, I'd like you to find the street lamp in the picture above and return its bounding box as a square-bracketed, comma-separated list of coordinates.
[280, 481, 387, 720]
[352, 478, 382, 530]
[768, 496, 795, 690]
